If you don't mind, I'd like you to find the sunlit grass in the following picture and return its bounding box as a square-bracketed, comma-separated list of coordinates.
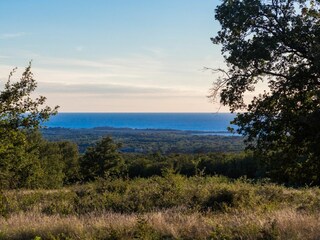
[1, 209, 320, 239]
[1, 175, 320, 239]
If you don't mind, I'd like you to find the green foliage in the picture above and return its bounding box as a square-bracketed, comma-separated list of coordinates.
[42, 127, 245, 154]
[1, 176, 320, 239]
[58, 141, 81, 184]
[211, 0, 320, 185]
[0, 129, 80, 189]
[0, 63, 58, 131]
[27, 131, 80, 189]
[123, 151, 263, 180]
[39, 141, 66, 189]
[2, 175, 320, 217]
[0, 64, 62, 189]
[0, 130, 44, 189]
[133, 217, 161, 240]
[80, 137, 126, 181]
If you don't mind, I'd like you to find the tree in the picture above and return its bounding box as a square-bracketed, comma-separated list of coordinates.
[26, 131, 80, 188]
[0, 62, 59, 131]
[0, 130, 43, 189]
[80, 137, 126, 181]
[0, 63, 58, 188]
[210, 0, 320, 184]
[58, 141, 80, 184]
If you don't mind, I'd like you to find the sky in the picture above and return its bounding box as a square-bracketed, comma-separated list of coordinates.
[0, 0, 229, 112]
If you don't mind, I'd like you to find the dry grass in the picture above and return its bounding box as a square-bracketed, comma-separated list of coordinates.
[0, 211, 136, 239]
[1, 177, 320, 239]
[1, 208, 320, 239]
[210, 209, 320, 239]
[272, 209, 320, 239]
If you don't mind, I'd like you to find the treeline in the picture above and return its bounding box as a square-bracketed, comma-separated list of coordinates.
[82, 137, 260, 181]
[42, 127, 244, 154]
[0, 130, 261, 189]
[0, 131, 79, 189]
[124, 152, 260, 179]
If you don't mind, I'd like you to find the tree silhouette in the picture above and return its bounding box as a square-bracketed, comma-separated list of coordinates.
[210, 0, 320, 184]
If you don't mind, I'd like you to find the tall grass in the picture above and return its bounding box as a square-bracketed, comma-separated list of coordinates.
[1, 175, 320, 239]
[1, 209, 320, 239]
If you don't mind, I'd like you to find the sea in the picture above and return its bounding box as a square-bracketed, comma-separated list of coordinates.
[45, 113, 238, 134]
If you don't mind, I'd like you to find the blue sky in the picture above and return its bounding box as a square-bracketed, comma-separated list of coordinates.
[0, 0, 229, 112]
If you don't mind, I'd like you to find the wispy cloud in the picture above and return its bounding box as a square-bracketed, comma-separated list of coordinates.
[0, 32, 27, 39]
[37, 81, 202, 97]
[0, 53, 223, 112]
[142, 47, 167, 58]
[38, 82, 213, 112]
[33, 54, 212, 89]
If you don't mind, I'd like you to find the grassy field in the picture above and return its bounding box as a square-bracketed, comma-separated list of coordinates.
[1, 175, 320, 239]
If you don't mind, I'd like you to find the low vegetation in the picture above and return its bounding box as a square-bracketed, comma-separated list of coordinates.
[1, 175, 320, 239]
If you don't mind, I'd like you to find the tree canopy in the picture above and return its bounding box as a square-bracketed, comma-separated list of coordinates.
[210, 0, 320, 184]
[0, 64, 71, 189]
[80, 137, 126, 181]
[0, 62, 58, 131]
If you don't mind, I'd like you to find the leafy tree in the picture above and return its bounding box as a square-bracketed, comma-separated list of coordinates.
[58, 141, 80, 184]
[26, 131, 80, 188]
[0, 130, 43, 189]
[80, 137, 126, 181]
[210, 0, 320, 184]
[38, 141, 66, 188]
[0, 63, 58, 188]
[0, 62, 58, 131]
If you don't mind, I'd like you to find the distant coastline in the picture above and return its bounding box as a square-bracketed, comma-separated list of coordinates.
[45, 112, 237, 132]
[45, 125, 238, 137]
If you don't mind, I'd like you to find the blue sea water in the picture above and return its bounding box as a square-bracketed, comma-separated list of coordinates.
[45, 113, 237, 132]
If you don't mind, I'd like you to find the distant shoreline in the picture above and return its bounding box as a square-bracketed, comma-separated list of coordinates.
[45, 112, 237, 131]
[44, 126, 240, 136]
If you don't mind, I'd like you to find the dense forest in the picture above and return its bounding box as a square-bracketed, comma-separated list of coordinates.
[42, 127, 244, 153]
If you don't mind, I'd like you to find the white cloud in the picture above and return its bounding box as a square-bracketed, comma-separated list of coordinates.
[37, 81, 202, 97]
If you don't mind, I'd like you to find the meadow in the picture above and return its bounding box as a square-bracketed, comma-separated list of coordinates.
[1, 174, 320, 239]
